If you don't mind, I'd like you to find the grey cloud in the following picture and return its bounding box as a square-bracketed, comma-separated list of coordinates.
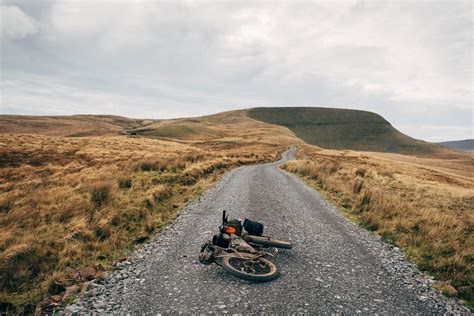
[0, 4, 38, 39]
[0, 0, 472, 142]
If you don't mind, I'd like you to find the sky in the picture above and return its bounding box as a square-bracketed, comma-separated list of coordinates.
[0, 0, 472, 142]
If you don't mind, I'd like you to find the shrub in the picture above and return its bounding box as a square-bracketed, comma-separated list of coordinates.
[353, 179, 364, 193]
[134, 157, 186, 173]
[322, 160, 340, 175]
[151, 186, 173, 205]
[118, 177, 132, 189]
[355, 167, 366, 177]
[46, 274, 66, 295]
[90, 183, 113, 207]
[0, 194, 14, 214]
[166, 158, 186, 172]
[135, 160, 160, 172]
[178, 175, 197, 186]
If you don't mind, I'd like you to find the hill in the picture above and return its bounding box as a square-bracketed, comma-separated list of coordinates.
[0, 115, 155, 137]
[437, 139, 474, 152]
[125, 110, 303, 146]
[246, 107, 443, 154]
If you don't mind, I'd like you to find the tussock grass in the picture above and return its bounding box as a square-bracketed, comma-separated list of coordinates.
[90, 182, 114, 208]
[0, 133, 288, 312]
[282, 145, 474, 308]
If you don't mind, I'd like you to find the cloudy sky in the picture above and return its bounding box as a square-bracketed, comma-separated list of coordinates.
[0, 0, 472, 142]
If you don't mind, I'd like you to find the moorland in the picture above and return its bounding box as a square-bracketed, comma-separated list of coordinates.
[0, 108, 472, 312]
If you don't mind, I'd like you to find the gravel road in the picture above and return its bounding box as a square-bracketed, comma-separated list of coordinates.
[67, 147, 468, 314]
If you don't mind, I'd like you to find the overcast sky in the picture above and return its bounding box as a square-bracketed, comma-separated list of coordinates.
[0, 0, 472, 142]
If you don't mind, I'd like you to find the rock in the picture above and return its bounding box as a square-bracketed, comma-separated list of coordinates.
[65, 303, 85, 314]
[78, 266, 97, 281]
[63, 285, 80, 301]
[50, 295, 63, 303]
[442, 284, 458, 296]
[34, 297, 60, 316]
[95, 263, 106, 272]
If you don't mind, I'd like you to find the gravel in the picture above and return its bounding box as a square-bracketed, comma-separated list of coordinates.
[65, 147, 469, 314]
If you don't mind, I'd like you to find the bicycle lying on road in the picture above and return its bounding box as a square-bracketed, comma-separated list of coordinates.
[199, 210, 292, 282]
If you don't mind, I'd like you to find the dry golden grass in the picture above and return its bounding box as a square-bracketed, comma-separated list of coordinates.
[130, 109, 303, 145]
[0, 129, 292, 312]
[363, 151, 474, 178]
[0, 115, 155, 137]
[282, 145, 474, 307]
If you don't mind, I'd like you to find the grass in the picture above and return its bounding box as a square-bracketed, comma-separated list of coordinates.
[1, 108, 472, 312]
[246, 107, 444, 154]
[281, 145, 474, 308]
[0, 115, 156, 137]
[0, 132, 289, 313]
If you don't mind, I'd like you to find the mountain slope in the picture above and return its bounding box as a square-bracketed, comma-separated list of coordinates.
[246, 107, 442, 154]
[127, 110, 303, 146]
[437, 139, 474, 152]
[0, 115, 155, 137]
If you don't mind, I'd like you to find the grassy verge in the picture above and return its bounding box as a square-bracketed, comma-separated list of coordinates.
[0, 134, 284, 313]
[281, 145, 473, 310]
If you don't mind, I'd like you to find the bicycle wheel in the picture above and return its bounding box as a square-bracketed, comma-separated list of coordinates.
[221, 254, 278, 282]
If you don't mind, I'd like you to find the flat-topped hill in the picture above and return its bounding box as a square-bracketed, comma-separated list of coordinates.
[246, 107, 443, 154]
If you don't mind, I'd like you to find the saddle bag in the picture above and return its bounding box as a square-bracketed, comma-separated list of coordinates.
[243, 219, 264, 236]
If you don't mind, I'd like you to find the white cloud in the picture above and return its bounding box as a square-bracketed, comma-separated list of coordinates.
[0, 5, 38, 39]
[0, 0, 472, 141]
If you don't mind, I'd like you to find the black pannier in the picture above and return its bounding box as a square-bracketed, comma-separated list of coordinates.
[212, 233, 229, 248]
[243, 219, 264, 236]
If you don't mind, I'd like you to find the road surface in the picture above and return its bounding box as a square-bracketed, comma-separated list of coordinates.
[67, 147, 467, 314]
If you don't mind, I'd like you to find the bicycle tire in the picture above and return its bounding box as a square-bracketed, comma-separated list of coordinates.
[221, 254, 278, 282]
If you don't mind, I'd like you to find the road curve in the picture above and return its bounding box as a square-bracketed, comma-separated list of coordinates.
[67, 147, 467, 314]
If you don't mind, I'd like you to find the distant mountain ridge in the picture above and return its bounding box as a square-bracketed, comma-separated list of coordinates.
[437, 139, 474, 152]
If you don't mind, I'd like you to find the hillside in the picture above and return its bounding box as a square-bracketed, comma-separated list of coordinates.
[437, 139, 474, 152]
[246, 107, 443, 154]
[125, 110, 303, 146]
[0, 115, 155, 137]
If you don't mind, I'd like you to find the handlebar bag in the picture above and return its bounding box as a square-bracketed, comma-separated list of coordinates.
[222, 219, 243, 236]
